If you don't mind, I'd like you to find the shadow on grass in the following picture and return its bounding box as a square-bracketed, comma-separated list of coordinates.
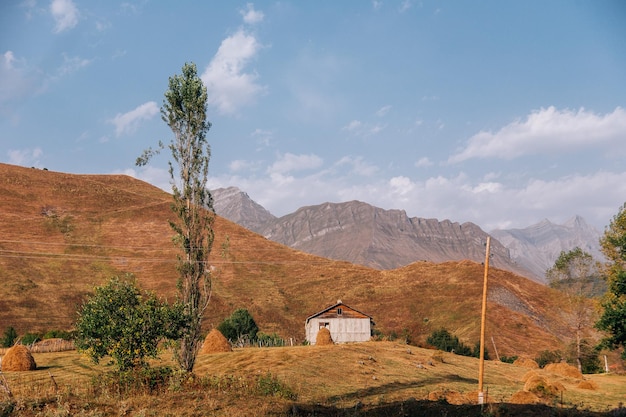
[325, 373, 478, 403]
[285, 399, 626, 417]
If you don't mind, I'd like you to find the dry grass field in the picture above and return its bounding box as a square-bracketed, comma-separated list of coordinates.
[1, 342, 626, 416]
[1, 162, 624, 415]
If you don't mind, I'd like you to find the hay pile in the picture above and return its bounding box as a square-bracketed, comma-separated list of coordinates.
[544, 362, 583, 379]
[199, 329, 232, 354]
[316, 328, 333, 345]
[513, 357, 539, 368]
[577, 380, 598, 390]
[428, 389, 477, 405]
[523, 373, 564, 397]
[1, 344, 37, 371]
[509, 390, 541, 404]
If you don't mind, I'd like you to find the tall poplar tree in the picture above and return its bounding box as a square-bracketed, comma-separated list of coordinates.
[137, 62, 214, 372]
[596, 203, 626, 359]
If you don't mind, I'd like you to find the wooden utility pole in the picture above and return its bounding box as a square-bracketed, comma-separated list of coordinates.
[478, 236, 491, 405]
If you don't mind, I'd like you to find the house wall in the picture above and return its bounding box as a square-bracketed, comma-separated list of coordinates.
[305, 317, 371, 345]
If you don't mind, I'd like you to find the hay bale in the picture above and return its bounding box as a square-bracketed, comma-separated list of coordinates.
[316, 327, 333, 346]
[513, 357, 539, 369]
[199, 329, 232, 354]
[577, 380, 598, 390]
[523, 374, 563, 397]
[521, 370, 539, 382]
[509, 390, 541, 404]
[428, 389, 468, 405]
[1, 345, 37, 371]
[544, 362, 583, 379]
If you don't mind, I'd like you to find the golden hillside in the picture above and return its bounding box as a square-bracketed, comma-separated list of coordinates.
[0, 163, 581, 357]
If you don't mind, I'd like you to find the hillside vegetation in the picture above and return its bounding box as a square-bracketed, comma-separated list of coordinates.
[0, 163, 595, 358]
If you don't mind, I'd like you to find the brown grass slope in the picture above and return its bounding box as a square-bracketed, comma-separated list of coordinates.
[0, 163, 587, 358]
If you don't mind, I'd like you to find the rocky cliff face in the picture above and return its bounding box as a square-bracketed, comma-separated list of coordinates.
[212, 187, 276, 231]
[211, 187, 536, 280]
[211, 187, 603, 283]
[490, 216, 602, 281]
[260, 200, 530, 275]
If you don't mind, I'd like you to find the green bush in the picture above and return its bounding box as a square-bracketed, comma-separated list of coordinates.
[75, 275, 187, 371]
[1, 327, 17, 348]
[500, 355, 518, 364]
[217, 308, 258, 342]
[21, 332, 42, 346]
[427, 328, 470, 356]
[535, 350, 562, 368]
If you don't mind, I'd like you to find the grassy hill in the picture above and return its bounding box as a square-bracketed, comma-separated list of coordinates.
[0, 163, 594, 359]
[3, 342, 626, 416]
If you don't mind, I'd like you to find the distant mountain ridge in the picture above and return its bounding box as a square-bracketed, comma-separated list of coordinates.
[490, 216, 603, 280]
[211, 187, 603, 283]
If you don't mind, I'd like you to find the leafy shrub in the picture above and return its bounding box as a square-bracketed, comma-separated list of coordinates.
[43, 329, 74, 340]
[427, 329, 469, 356]
[217, 308, 258, 342]
[500, 355, 518, 364]
[75, 275, 186, 371]
[21, 332, 42, 346]
[1, 327, 17, 348]
[535, 350, 562, 368]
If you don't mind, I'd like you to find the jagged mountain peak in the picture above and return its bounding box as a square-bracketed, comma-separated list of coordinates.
[211, 187, 275, 232]
[212, 186, 601, 283]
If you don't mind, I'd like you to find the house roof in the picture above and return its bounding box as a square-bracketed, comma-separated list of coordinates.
[305, 301, 373, 324]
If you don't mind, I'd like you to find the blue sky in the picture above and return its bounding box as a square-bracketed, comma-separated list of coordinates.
[2, 1, 625, 231]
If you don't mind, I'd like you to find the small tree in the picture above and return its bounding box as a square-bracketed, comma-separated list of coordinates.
[217, 308, 259, 344]
[75, 276, 184, 371]
[1, 326, 17, 348]
[596, 203, 626, 359]
[547, 247, 601, 372]
[137, 62, 214, 373]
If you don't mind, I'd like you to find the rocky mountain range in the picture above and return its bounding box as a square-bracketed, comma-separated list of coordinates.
[212, 186, 603, 283]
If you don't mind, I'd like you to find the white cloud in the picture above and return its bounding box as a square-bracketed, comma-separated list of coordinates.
[336, 156, 378, 176]
[376, 105, 392, 117]
[0, 51, 39, 105]
[240, 3, 264, 24]
[372, 1, 383, 10]
[50, 0, 79, 33]
[57, 53, 92, 76]
[268, 153, 323, 175]
[389, 176, 414, 196]
[342, 120, 362, 132]
[8, 147, 44, 167]
[109, 101, 159, 137]
[201, 29, 265, 115]
[415, 157, 433, 168]
[399, 0, 412, 13]
[449, 106, 626, 163]
[342, 119, 386, 137]
[208, 152, 626, 231]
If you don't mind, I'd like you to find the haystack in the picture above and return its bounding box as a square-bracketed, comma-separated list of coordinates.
[1, 344, 37, 371]
[199, 329, 232, 354]
[509, 390, 541, 404]
[316, 327, 333, 345]
[523, 374, 564, 397]
[513, 357, 539, 369]
[544, 362, 583, 379]
[577, 380, 598, 390]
